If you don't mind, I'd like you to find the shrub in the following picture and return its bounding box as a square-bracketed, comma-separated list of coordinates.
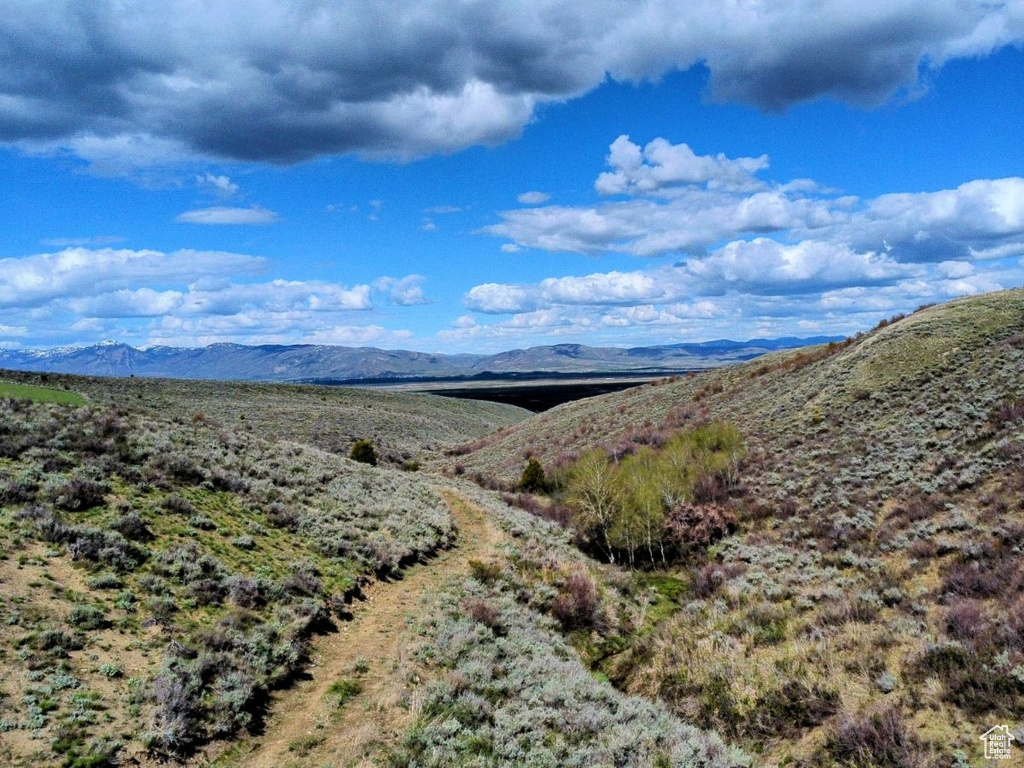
[349, 439, 378, 466]
[35, 628, 84, 655]
[109, 510, 153, 542]
[68, 605, 108, 630]
[138, 574, 170, 595]
[754, 679, 839, 736]
[145, 597, 179, 627]
[283, 560, 323, 597]
[288, 734, 325, 757]
[115, 591, 137, 612]
[942, 553, 1018, 599]
[888, 493, 944, 525]
[225, 575, 263, 608]
[501, 492, 573, 527]
[209, 468, 249, 493]
[735, 602, 789, 646]
[52, 478, 109, 511]
[819, 594, 882, 627]
[911, 641, 1024, 715]
[992, 397, 1024, 428]
[518, 457, 548, 492]
[551, 572, 600, 631]
[264, 502, 299, 531]
[17, 505, 71, 543]
[207, 671, 256, 736]
[664, 503, 737, 554]
[87, 572, 123, 590]
[464, 598, 503, 633]
[147, 659, 203, 755]
[50, 733, 122, 768]
[822, 706, 930, 767]
[468, 559, 504, 586]
[326, 677, 363, 708]
[161, 495, 197, 515]
[159, 455, 206, 484]
[66, 527, 149, 572]
[0, 477, 39, 506]
[690, 473, 731, 504]
[944, 599, 989, 645]
[187, 578, 227, 607]
[692, 562, 726, 598]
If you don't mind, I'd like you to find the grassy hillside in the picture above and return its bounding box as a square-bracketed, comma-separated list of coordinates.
[0, 371, 530, 467]
[449, 288, 1024, 765]
[0, 396, 461, 764]
[444, 289, 1024, 486]
[0, 373, 740, 766]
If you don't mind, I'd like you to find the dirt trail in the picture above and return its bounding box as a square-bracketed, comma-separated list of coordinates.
[216, 488, 504, 768]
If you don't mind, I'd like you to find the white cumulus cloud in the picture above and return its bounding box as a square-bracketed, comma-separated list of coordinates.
[175, 206, 280, 225]
[373, 275, 430, 306]
[595, 135, 769, 195]
[0, 245, 427, 349]
[485, 136, 1024, 263]
[517, 191, 551, 204]
[199, 173, 240, 196]
[0, 247, 266, 308]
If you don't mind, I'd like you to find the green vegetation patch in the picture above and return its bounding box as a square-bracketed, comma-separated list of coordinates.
[288, 733, 326, 756]
[636, 572, 689, 625]
[325, 676, 363, 709]
[0, 380, 85, 405]
[554, 421, 744, 566]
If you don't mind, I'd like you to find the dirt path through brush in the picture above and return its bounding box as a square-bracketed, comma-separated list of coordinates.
[214, 488, 504, 768]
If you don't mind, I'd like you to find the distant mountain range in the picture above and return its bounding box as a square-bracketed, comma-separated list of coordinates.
[0, 337, 843, 383]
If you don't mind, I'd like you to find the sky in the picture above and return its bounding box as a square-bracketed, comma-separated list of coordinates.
[1, 1, 1024, 353]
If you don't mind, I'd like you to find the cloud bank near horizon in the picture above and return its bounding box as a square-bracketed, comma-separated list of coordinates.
[0, 247, 421, 348]
[2, 1, 1022, 165]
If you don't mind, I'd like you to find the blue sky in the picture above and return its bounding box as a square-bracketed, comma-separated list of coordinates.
[2, 2, 1023, 352]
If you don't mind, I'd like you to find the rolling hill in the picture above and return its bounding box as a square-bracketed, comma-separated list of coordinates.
[446, 287, 1024, 765]
[0, 371, 531, 468]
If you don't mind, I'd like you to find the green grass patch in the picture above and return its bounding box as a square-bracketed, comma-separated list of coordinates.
[325, 677, 363, 708]
[0, 381, 85, 405]
[287, 733, 325, 756]
[642, 573, 688, 603]
[637, 572, 689, 624]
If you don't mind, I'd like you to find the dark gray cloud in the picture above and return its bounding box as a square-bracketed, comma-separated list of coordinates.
[1, 1, 1021, 163]
[700, 10, 937, 109]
